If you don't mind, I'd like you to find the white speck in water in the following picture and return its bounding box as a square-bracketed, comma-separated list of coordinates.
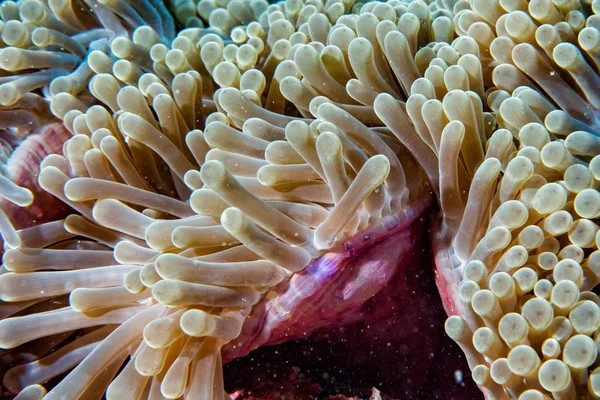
[454, 370, 463, 384]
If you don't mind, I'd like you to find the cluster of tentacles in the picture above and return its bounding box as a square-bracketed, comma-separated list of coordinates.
[0, 0, 600, 399]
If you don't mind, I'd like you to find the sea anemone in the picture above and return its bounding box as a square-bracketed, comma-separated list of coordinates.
[0, 0, 599, 398]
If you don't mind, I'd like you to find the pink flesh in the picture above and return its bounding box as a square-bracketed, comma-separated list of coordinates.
[5, 123, 480, 398]
[431, 219, 464, 317]
[2, 123, 71, 230]
[223, 196, 434, 362]
[223, 197, 480, 398]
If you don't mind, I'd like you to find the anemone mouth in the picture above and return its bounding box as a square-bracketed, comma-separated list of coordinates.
[222, 202, 479, 399]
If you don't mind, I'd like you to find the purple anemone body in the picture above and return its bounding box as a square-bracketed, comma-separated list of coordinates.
[225, 197, 434, 360]
[221, 197, 479, 398]
[1, 124, 71, 231]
